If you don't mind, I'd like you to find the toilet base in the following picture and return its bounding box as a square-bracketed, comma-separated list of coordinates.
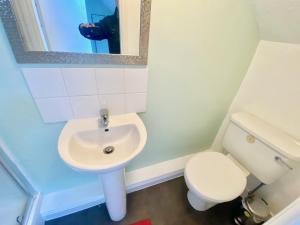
[187, 190, 217, 211]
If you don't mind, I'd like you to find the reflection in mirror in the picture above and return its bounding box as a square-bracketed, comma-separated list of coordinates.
[11, 0, 141, 55]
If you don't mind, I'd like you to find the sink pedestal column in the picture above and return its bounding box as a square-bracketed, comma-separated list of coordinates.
[100, 169, 126, 221]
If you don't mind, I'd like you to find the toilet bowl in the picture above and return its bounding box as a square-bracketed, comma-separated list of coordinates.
[184, 151, 247, 211]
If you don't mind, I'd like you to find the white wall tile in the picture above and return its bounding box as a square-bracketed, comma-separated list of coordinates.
[23, 67, 148, 122]
[22, 68, 67, 98]
[35, 98, 73, 123]
[95, 68, 124, 94]
[125, 93, 147, 113]
[62, 68, 97, 96]
[98, 94, 125, 115]
[124, 68, 148, 93]
[70, 96, 100, 118]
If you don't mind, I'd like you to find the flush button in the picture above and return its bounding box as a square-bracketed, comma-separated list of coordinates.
[246, 135, 256, 144]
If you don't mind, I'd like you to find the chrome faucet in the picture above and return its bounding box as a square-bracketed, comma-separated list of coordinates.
[99, 108, 109, 128]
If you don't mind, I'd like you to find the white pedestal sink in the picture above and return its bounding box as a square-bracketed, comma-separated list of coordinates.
[58, 113, 147, 221]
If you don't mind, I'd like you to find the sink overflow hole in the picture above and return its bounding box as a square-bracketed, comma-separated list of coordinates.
[104, 128, 109, 132]
[103, 146, 115, 154]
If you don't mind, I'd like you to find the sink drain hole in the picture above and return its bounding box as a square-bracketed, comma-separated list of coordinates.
[103, 146, 115, 154]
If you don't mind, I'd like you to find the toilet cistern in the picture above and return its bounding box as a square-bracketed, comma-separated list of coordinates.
[99, 108, 109, 128]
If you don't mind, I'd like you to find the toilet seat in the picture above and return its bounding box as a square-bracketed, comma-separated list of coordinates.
[184, 152, 247, 203]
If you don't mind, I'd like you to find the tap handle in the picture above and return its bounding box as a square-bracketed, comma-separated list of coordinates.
[100, 108, 109, 116]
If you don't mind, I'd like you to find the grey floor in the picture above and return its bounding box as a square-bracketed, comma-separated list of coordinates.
[46, 177, 240, 225]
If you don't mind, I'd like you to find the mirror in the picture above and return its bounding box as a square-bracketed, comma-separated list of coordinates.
[0, 0, 151, 64]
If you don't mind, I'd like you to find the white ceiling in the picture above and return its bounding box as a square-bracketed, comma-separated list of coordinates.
[249, 0, 300, 44]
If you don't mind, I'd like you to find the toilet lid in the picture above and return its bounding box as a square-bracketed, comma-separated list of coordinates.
[184, 152, 247, 202]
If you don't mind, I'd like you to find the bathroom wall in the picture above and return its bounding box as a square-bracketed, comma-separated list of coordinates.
[36, 0, 92, 52]
[249, 0, 300, 44]
[0, 0, 258, 193]
[212, 41, 300, 213]
[129, 0, 259, 170]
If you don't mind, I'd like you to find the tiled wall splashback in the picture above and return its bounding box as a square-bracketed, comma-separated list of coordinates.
[22, 68, 148, 123]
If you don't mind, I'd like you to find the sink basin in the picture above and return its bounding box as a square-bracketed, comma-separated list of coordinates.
[58, 113, 147, 221]
[58, 113, 146, 173]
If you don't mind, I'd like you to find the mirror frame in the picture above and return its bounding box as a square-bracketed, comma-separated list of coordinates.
[0, 0, 151, 65]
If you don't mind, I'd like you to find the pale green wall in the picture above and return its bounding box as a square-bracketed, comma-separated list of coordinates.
[0, 0, 258, 193]
[128, 0, 259, 169]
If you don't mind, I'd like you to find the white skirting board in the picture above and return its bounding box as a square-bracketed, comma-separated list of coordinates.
[41, 153, 196, 221]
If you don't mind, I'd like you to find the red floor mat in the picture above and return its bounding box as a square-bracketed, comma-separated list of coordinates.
[130, 219, 152, 225]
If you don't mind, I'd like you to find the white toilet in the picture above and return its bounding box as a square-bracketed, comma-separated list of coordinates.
[184, 112, 297, 211]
